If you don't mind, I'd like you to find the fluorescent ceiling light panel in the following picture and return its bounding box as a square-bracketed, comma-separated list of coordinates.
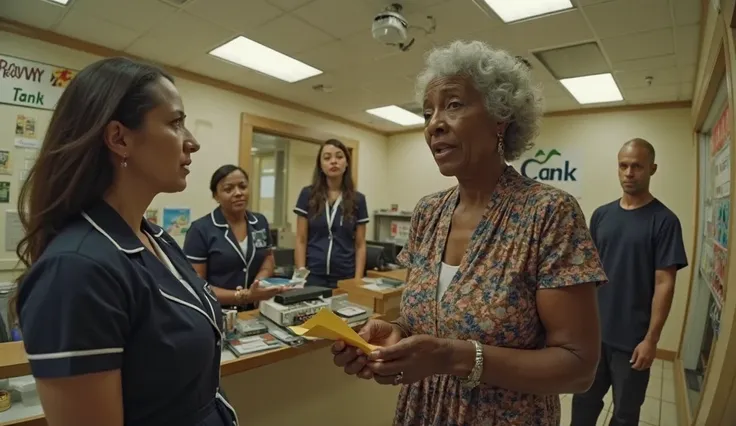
[46, 0, 71, 4]
[484, 0, 573, 23]
[366, 105, 424, 126]
[209, 36, 322, 83]
[559, 73, 624, 104]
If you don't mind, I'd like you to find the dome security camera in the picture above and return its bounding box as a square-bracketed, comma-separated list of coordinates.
[372, 4, 409, 45]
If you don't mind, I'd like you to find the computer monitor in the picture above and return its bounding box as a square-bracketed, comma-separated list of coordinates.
[272, 248, 295, 267]
[366, 240, 399, 264]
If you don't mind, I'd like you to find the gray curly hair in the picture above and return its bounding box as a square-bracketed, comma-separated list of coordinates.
[415, 40, 544, 162]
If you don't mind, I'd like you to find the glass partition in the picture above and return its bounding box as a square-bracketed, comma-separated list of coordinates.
[680, 76, 730, 413]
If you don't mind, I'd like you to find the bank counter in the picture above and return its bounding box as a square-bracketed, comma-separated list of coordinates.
[0, 284, 408, 426]
[337, 269, 408, 321]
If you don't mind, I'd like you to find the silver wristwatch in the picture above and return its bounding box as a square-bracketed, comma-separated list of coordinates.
[459, 340, 484, 389]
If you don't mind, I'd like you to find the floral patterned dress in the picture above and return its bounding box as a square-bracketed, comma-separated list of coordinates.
[394, 166, 607, 426]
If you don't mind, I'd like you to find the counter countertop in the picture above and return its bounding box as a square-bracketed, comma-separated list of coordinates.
[366, 269, 408, 282]
[0, 308, 378, 426]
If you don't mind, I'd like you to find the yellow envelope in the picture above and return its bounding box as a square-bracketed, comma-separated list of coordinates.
[289, 308, 378, 354]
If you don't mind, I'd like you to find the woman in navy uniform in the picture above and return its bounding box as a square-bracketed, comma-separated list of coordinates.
[294, 139, 370, 288]
[12, 58, 238, 426]
[185, 165, 286, 310]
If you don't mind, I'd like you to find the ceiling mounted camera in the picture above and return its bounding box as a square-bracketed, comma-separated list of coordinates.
[372, 3, 436, 52]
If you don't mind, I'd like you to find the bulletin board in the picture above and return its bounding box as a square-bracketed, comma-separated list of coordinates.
[698, 103, 731, 335]
[0, 105, 48, 273]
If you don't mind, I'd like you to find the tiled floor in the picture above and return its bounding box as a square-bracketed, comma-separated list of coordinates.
[560, 360, 678, 426]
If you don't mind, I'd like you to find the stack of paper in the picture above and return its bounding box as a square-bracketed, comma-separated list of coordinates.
[289, 309, 377, 354]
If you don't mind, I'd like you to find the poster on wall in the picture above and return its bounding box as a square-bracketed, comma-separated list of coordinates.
[0, 54, 76, 111]
[714, 145, 731, 198]
[510, 148, 581, 199]
[0, 150, 12, 176]
[4, 210, 23, 252]
[14, 114, 40, 149]
[711, 106, 730, 155]
[715, 198, 730, 248]
[162, 207, 191, 236]
[713, 243, 727, 304]
[145, 208, 159, 225]
[0, 182, 10, 203]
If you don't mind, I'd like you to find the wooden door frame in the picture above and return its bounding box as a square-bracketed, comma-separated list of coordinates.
[238, 113, 360, 186]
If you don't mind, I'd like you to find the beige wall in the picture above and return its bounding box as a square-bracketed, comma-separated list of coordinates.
[0, 31, 389, 280]
[385, 107, 697, 353]
[0, 32, 699, 354]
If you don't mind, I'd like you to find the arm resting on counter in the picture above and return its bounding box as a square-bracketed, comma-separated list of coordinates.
[36, 370, 123, 426]
[443, 282, 600, 394]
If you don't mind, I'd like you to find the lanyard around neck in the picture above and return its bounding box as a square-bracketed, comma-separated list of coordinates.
[325, 195, 342, 231]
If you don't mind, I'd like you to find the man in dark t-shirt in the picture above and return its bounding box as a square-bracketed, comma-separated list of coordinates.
[571, 139, 688, 425]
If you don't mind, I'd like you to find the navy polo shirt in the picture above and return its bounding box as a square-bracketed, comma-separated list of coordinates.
[293, 186, 369, 279]
[17, 201, 238, 426]
[184, 208, 272, 293]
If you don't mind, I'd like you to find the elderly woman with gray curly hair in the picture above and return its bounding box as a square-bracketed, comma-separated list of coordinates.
[330, 40, 608, 425]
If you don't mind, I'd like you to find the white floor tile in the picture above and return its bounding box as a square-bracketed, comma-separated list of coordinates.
[661, 378, 676, 403]
[646, 375, 663, 399]
[638, 397, 661, 425]
[660, 401, 678, 425]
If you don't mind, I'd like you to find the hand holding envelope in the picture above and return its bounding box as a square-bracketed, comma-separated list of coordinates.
[289, 309, 378, 354]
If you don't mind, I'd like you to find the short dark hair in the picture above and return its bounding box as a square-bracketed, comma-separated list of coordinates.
[209, 164, 248, 195]
[623, 138, 656, 163]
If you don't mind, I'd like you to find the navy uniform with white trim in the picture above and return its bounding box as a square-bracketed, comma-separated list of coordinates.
[18, 201, 238, 426]
[184, 207, 271, 309]
[294, 186, 369, 287]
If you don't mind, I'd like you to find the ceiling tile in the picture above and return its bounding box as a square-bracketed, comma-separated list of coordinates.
[125, 11, 236, 67]
[293, 29, 403, 73]
[622, 84, 680, 102]
[535, 42, 609, 79]
[179, 55, 242, 82]
[612, 55, 678, 72]
[54, 9, 139, 50]
[601, 28, 674, 63]
[406, 0, 503, 46]
[544, 96, 579, 112]
[244, 14, 335, 55]
[541, 81, 573, 99]
[293, 0, 377, 39]
[577, 0, 616, 4]
[71, 0, 177, 33]
[679, 82, 694, 100]
[614, 67, 682, 89]
[185, 0, 283, 33]
[500, 9, 595, 52]
[583, 0, 672, 38]
[0, 0, 67, 30]
[675, 24, 700, 66]
[265, 0, 315, 11]
[672, 0, 701, 26]
[679, 64, 696, 81]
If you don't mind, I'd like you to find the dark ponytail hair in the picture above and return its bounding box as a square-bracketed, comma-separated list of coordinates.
[9, 57, 172, 324]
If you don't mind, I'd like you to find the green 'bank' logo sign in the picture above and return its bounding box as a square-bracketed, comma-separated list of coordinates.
[520, 149, 578, 182]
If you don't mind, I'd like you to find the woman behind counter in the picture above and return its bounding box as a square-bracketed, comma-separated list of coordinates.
[293, 139, 369, 288]
[13, 58, 237, 426]
[331, 41, 606, 425]
[185, 164, 286, 310]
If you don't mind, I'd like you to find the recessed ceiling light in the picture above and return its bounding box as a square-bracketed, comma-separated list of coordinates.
[366, 105, 424, 126]
[209, 36, 322, 83]
[45, 0, 71, 4]
[560, 73, 624, 104]
[483, 0, 573, 23]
